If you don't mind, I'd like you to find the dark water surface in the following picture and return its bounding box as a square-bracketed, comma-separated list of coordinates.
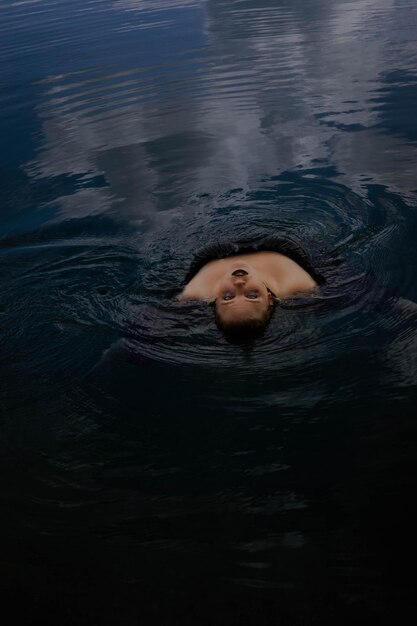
[1, 0, 417, 624]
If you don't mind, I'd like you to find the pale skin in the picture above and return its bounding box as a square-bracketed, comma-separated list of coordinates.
[179, 251, 317, 326]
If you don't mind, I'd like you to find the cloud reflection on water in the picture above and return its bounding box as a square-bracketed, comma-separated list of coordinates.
[25, 0, 417, 224]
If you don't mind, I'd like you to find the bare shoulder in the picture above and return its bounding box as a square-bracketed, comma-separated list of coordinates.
[178, 283, 203, 301]
[180, 257, 228, 300]
[250, 251, 317, 296]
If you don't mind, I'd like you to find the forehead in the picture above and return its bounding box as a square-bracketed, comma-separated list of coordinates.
[216, 298, 266, 319]
[218, 297, 263, 308]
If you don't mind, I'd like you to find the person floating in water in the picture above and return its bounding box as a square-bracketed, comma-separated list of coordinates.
[179, 235, 325, 338]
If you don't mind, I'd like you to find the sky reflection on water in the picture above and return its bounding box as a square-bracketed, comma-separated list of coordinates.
[14, 0, 416, 230]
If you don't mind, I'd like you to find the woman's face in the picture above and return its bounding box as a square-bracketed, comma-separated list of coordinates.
[214, 262, 273, 325]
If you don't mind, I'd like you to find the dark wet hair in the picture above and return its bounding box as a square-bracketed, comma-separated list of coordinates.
[213, 301, 275, 342]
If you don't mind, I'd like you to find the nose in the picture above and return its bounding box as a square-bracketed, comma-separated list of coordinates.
[232, 276, 247, 286]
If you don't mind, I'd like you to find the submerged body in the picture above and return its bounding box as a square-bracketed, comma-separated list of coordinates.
[180, 250, 317, 331]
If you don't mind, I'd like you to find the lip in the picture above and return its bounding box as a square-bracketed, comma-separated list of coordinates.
[231, 268, 249, 277]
